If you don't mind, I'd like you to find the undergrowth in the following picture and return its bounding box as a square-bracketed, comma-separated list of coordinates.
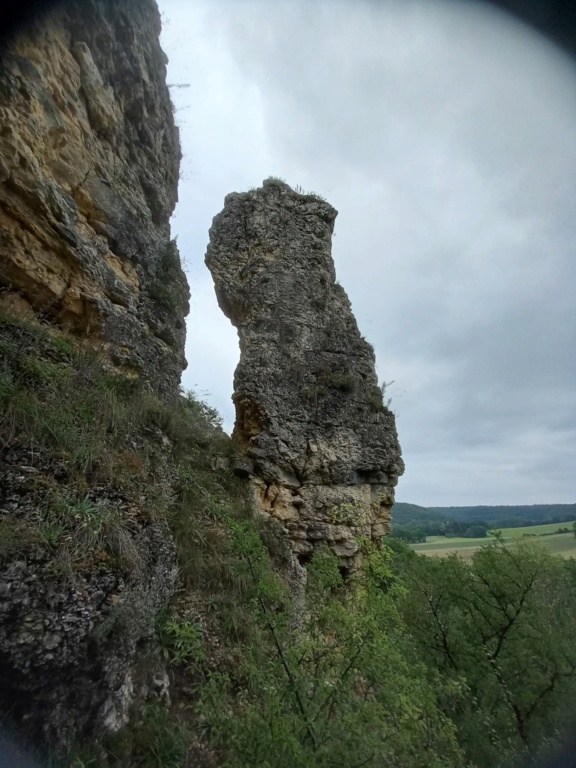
[0, 311, 460, 767]
[3, 310, 575, 768]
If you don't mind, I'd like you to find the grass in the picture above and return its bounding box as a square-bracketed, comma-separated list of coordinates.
[413, 522, 576, 561]
[498, 520, 574, 537]
[262, 177, 327, 202]
[0, 307, 247, 582]
[316, 367, 356, 395]
[0, 307, 268, 764]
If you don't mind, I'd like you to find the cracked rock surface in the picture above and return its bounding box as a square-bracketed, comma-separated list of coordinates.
[206, 179, 404, 572]
[0, 0, 189, 394]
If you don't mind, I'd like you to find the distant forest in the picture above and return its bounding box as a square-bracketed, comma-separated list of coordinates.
[391, 502, 576, 542]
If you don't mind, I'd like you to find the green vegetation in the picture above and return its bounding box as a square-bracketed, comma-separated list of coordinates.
[148, 239, 186, 314]
[149, 530, 576, 768]
[293, 183, 327, 201]
[72, 703, 190, 768]
[413, 532, 576, 562]
[0, 312, 218, 573]
[412, 521, 576, 561]
[426, 502, 576, 524]
[392, 501, 576, 543]
[304, 366, 357, 404]
[365, 384, 386, 412]
[499, 520, 575, 537]
[147, 281, 180, 312]
[196, 541, 464, 768]
[329, 502, 362, 525]
[318, 366, 356, 394]
[3, 311, 576, 767]
[262, 177, 327, 201]
[391, 537, 576, 766]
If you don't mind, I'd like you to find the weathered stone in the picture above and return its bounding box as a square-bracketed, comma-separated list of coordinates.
[0, 523, 178, 749]
[0, 0, 187, 754]
[206, 179, 404, 571]
[0, 0, 189, 394]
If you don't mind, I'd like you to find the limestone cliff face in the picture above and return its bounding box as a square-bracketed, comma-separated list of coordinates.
[206, 179, 404, 571]
[0, 0, 189, 393]
[0, 0, 188, 752]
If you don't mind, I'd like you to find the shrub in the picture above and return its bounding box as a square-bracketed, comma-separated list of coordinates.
[322, 370, 356, 393]
[198, 545, 464, 768]
[365, 385, 385, 412]
[156, 614, 205, 666]
[264, 175, 287, 186]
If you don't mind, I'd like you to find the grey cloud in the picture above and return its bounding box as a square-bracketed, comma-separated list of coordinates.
[159, 0, 576, 505]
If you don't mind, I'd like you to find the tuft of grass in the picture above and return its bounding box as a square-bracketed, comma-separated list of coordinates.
[147, 282, 179, 313]
[305, 367, 356, 403]
[264, 175, 287, 186]
[51, 336, 75, 356]
[365, 385, 386, 413]
[321, 369, 356, 394]
[43, 495, 140, 569]
[0, 517, 43, 565]
[294, 184, 327, 201]
[129, 704, 190, 768]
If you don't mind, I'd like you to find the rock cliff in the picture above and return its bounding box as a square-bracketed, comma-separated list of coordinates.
[0, 0, 189, 394]
[206, 179, 404, 572]
[0, 0, 189, 754]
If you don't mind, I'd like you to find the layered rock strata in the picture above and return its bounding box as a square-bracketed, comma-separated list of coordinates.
[0, 0, 189, 394]
[206, 179, 404, 572]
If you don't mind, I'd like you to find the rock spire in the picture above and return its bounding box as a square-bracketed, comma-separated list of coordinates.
[206, 178, 404, 572]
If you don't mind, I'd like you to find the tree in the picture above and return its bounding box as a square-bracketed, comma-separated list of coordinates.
[199, 540, 464, 767]
[390, 525, 426, 543]
[462, 525, 488, 538]
[389, 537, 576, 767]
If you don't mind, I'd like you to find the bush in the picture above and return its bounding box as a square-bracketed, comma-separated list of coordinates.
[365, 385, 385, 412]
[197, 544, 464, 767]
[323, 370, 356, 393]
[389, 537, 576, 766]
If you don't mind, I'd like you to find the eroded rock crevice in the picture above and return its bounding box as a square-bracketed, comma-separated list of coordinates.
[206, 179, 404, 572]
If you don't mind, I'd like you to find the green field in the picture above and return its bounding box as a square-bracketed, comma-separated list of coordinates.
[412, 521, 576, 560]
[498, 521, 574, 537]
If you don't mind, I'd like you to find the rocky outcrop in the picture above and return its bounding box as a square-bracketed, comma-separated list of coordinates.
[0, 0, 188, 754]
[0, 515, 178, 749]
[206, 179, 404, 572]
[0, 0, 189, 394]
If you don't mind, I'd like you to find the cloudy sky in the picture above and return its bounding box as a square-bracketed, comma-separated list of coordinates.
[157, 0, 576, 507]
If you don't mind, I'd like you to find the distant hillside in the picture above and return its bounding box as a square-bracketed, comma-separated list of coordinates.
[392, 502, 576, 537]
[392, 503, 446, 526]
[427, 504, 576, 524]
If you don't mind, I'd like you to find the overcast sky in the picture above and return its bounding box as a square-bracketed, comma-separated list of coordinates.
[158, 0, 576, 507]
